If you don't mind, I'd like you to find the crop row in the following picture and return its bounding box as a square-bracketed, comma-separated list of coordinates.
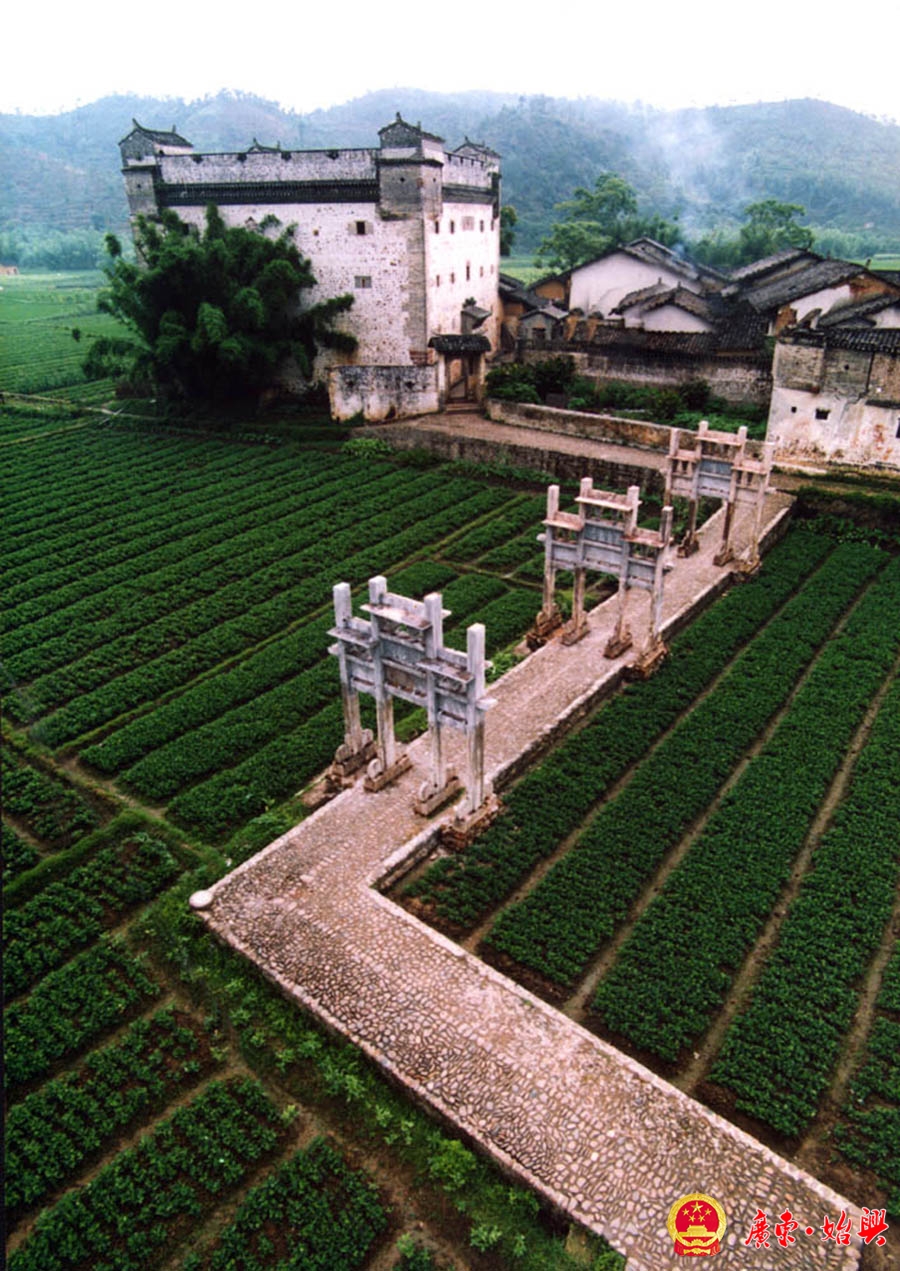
[405, 528, 833, 929]
[165, 583, 541, 838]
[118, 569, 506, 803]
[834, 938, 900, 1217]
[443, 494, 547, 562]
[475, 522, 547, 573]
[2, 448, 351, 625]
[5, 1006, 218, 1212]
[709, 653, 900, 1134]
[25, 484, 508, 747]
[9, 1077, 286, 1271]
[20, 473, 489, 709]
[483, 541, 885, 990]
[591, 556, 900, 1061]
[2, 823, 40, 884]
[1, 424, 244, 521]
[4, 938, 161, 1093]
[2, 427, 268, 554]
[2, 445, 311, 589]
[8, 467, 436, 693]
[188, 1138, 387, 1271]
[4, 830, 183, 999]
[83, 559, 458, 777]
[1, 752, 99, 849]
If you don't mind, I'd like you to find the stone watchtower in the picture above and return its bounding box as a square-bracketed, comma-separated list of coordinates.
[116, 113, 501, 420]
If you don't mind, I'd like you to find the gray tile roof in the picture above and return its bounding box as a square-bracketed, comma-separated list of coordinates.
[741, 259, 865, 312]
[781, 327, 900, 354]
[818, 294, 900, 328]
[122, 120, 192, 147]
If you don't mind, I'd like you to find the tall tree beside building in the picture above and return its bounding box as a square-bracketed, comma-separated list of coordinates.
[83, 205, 356, 406]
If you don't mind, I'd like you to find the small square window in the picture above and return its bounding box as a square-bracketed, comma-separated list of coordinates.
[355, 221, 367, 235]
[435, 275, 441, 286]
[479, 220, 484, 232]
[462, 216, 475, 231]
[434, 220, 440, 233]
[354, 275, 372, 289]
[450, 220, 456, 233]
[815, 407, 830, 420]
[450, 272, 455, 284]
[466, 263, 471, 281]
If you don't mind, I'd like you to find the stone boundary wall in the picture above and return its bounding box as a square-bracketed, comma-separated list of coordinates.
[520, 344, 773, 409]
[485, 398, 674, 450]
[368, 420, 666, 494]
[484, 399, 768, 461]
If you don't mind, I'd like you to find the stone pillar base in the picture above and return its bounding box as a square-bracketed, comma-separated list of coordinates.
[332, 733, 378, 782]
[713, 545, 735, 567]
[604, 628, 633, 659]
[526, 606, 564, 651]
[441, 793, 502, 852]
[364, 753, 412, 793]
[626, 639, 668, 681]
[677, 534, 700, 557]
[413, 772, 463, 817]
[561, 618, 590, 646]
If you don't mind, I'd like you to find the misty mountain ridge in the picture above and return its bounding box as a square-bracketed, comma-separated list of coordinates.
[2, 88, 899, 251]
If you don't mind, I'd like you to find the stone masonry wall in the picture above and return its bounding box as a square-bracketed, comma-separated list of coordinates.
[330, 364, 439, 421]
[521, 347, 773, 408]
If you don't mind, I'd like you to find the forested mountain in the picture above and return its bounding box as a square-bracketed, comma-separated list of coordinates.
[2, 88, 899, 258]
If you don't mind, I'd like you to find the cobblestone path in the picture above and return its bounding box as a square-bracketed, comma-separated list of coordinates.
[200, 495, 864, 1270]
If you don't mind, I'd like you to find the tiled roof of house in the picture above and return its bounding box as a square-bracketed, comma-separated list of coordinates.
[818, 294, 900, 328]
[782, 327, 900, 354]
[727, 249, 817, 284]
[741, 259, 864, 312]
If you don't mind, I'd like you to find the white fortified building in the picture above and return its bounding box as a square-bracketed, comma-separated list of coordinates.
[119, 115, 502, 420]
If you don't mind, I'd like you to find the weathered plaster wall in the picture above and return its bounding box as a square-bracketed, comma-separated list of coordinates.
[768, 340, 900, 468]
[768, 388, 900, 468]
[171, 199, 423, 366]
[329, 364, 439, 421]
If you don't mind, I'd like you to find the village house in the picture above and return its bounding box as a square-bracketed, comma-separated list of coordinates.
[510, 240, 900, 413]
[767, 326, 900, 470]
[119, 116, 502, 420]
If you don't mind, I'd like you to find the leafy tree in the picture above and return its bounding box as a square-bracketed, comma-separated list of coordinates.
[534, 172, 680, 272]
[691, 199, 815, 269]
[83, 205, 356, 405]
[499, 205, 518, 256]
[739, 198, 814, 259]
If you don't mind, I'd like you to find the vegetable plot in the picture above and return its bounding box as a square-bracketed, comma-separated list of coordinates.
[592, 555, 900, 1061]
[481, 542, 883, 987]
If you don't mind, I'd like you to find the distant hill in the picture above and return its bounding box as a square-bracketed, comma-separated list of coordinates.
[2, 89, 899, 251]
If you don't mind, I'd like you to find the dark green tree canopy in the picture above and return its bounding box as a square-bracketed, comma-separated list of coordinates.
[535, 172, 681, 273]
[84, 205, 356, 404]
[691, 200, 815, 269]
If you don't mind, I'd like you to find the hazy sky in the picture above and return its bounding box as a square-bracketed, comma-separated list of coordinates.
[6, 0, 899, 123]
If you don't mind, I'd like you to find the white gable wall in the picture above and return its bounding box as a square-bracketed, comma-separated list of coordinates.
[569, 251, 701, 316]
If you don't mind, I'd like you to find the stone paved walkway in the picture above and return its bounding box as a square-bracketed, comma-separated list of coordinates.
[200, 493, 865, 1270]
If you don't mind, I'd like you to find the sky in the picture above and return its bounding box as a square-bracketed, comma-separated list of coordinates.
[5, 0, 899, 123]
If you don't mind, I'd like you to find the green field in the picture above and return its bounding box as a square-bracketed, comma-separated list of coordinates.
[0, 271, 119, 401]
[4, 273, 899, 1267]
[3, 368, 622, 1268]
